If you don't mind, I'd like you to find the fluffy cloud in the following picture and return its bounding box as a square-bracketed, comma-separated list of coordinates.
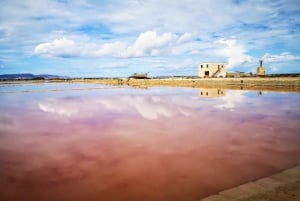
[34, 38, 80, 57]
[92, 41, 127, 57]
[34, 31, 193, 58]
[215, 39, 252, 69]
[262, 52, 300, 62]
[125, 31, 178, 57]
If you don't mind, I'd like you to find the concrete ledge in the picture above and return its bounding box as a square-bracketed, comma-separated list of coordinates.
[201, 195, 230, 201]
[200, 165, 300, 201]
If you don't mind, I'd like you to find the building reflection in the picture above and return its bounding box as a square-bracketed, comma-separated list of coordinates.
[198, 88, 226, 97]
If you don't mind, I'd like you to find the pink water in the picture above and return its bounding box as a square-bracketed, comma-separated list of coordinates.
[0, 83, 300, 201]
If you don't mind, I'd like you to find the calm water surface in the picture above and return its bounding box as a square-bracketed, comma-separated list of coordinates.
[0, 83, 300, 201]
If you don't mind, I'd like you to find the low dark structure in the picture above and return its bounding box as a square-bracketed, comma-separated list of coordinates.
[129, 73, 148, 79]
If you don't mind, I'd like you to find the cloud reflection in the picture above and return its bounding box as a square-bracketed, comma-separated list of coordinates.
[38, 95, 192, 120]
[1, 86, 300, 201]
[215, 91, 246, 111]
[38, 99, 79, 117]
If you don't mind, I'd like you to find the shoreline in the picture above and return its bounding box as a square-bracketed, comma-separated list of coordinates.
[1, 77, 300, 92]
[74, 77, 300, 92]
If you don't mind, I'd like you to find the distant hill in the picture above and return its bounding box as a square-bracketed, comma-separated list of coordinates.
[0, 73, 69, 80]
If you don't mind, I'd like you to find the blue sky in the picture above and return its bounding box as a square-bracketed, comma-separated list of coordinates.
[0, 0, 300, 77]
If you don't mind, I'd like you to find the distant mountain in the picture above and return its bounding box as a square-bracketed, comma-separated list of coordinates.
[0, 73, 69, 80]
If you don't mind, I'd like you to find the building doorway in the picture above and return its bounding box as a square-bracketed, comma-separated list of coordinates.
[205, 71, 209, 78]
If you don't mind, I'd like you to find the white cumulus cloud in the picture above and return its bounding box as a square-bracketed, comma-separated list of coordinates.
[215, 39, 252, 69]
[125, 31, 178, 57]
[34, 38, 80, 57]
[34, 31, 192, 58]
[92, 41, 127, 57]
[262, 52, 300, 62]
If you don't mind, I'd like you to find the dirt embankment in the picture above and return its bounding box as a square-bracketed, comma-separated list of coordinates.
[72, 77, 300, 92]
[1, 77, 300, 92]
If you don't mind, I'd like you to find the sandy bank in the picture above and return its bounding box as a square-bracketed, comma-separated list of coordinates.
[73, 77, 300, 92]
[1, 77, 299, 92]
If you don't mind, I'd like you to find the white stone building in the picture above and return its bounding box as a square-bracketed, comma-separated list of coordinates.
[198, 62, 226, 78]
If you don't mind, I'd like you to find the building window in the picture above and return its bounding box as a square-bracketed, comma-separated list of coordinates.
[201, 65, 203, 68]
[206, 64, 208, 68]
[218, 65, 220, 69]
[222, 65, 223, 68]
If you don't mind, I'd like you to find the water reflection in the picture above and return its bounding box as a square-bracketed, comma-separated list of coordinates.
[198, 88, 225, 97]
[0, 84, 300, 201]
[215, 90, 246, 111]
[38, 95, 192, 120]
